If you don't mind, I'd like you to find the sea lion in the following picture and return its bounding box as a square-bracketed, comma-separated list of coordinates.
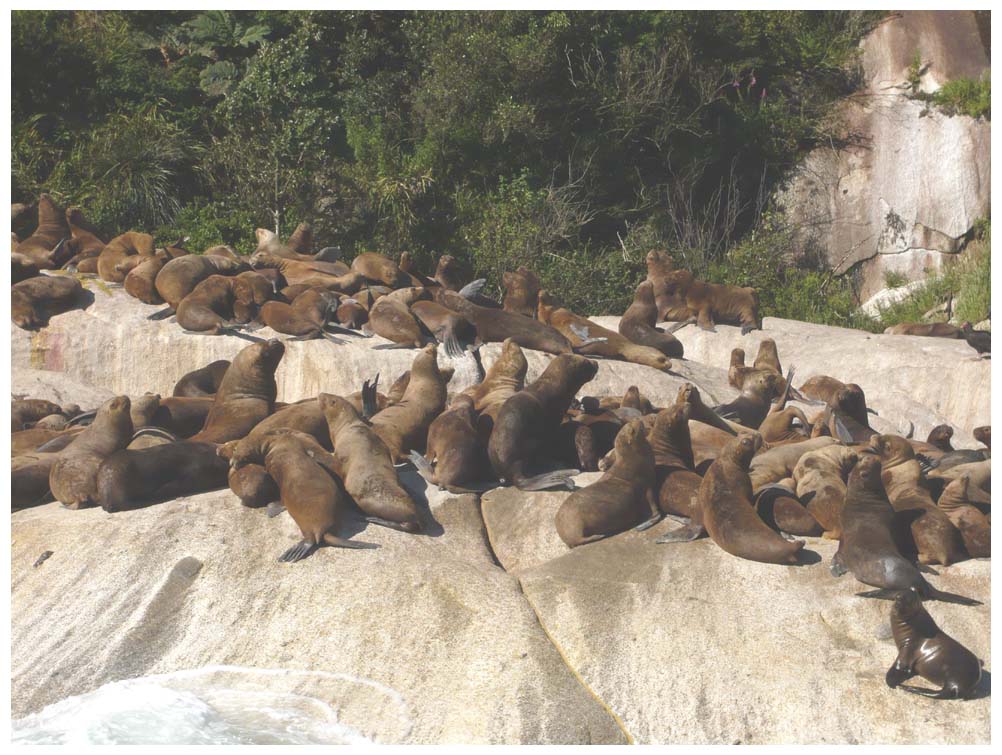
[502, 266, 541, 318]
[661, 269, 760, 334]
[320, 393, 422, 531]
[537, 290, 672, 371]
[753, 338, 783, 374]
[154, 253, 249, 313]
[871, 434, 966, 566]
[924, 425, 954, 452]
[798, 376, 869, 428]
[124, 250, 170, 304]
[253, 226, 341, 264]
[130, 394, 215, 439]
[792, 444, 858, 539]
[258, 288, 341, 340]
[648, 402, 702, 518]
[96, 441, 230, 512]
[431, 288, 572, 355]
[555, 419, 662, 547]
[61, 207, 106, 269]
[714, 370, 784, 429]
[175, 274, 253, 334]
[11, 399, 68, 432]
[12, 427, 84, 457]
[189, 339, 285, 444]
[434, 255, 465, 291]
[645, 250, 689, 321]
[369, 344, 450, 461]
[410, 300, 478, 358]
[959, 321, 990, 357]
[231, 270, 275, 324]
[14, 194, 72, 268]
[830, 455, 979, 605]
[461, 339, 528, 415]
[936, 476, 990, 557]
[620, 385, 655, 415]
[220, 397, 332, 456]
[172, 360, 231, 398]
[973, 426, 990, 449]
[488, 353, 598, 490]
[336, 297, 369, 329]
[397, 251, 437, 287]
[748, 436, 839, 490]
[12, 274, 85, 330]
[410, 394, 491, 491]
[758, 406, 811, 445]
[350, 251, 409, 288]
[886, 589, 983, 698]
[367, 287, 430, 348]
[251, 250, 364, 291]
[884, 323, 964, 338]
[12, 253, 43, 284]
[49, 396, 133, 509]
[617, 280, 684, 358]
[97, 231, 156, 283]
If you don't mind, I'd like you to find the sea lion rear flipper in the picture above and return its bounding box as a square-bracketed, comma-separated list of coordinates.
[832, 414, 854, 443]
[365, 517, 421, 533]
[148, 307, 176, 321]
[324, 323, 371, 338]
[515, 469, 579, 492]
[665, 316, 696, 334]
[898, 684, 955, 699]
[320, 331, 347, 345]
[372, 342, 416, 350]
[442, 331, 463, 359]
[655, 523, 704, 544]
[322, 533, 380, 550]
[361, 375, 380, 419]
[66, 410, 97, 427]
[458, 278, 486, 299]
[923, 586, 982, 606]
[634, 513, 663, 532]
[408, 450, 435, 483]
[279, 540, 319, 562]
[266, 501, 286, 518]
[315, 246, 341, 262]
[221, 328, 267, 344]
[856, 588, 900, 601]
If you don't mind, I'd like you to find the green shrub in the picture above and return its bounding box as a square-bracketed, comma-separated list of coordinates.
[932, 73, 990, 120]
[883, 271, 908, 289]
[152, 202, 262, 254]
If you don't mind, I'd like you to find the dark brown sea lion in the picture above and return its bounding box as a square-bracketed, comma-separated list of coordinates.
[830, 455, 979, 605]
[62, 207, 106, 268]
[11, 399, 67, 432]
[172, 360, 231, 398]
[410, 394, 490, 491]
[886, 589, 983, 698]
[925, 425, 954, 452]
[488, 353, 598, 490]
[884, 323, 964, 338]
[220, 398, 332, 456]
[96, 441, 231, 512]
[175, 274, 249, 334]
[434, 255, 465, 291]
[350, 251, 409, 288]
[15, 194, 72, 268]
[367, 287, 430, 348]
[645, 250, 689, 321]
[792, 444, 858, 539]
[320, 393, 422, 531]
[431, 288, 572, 355]
[12, 274, 85, 330]
[972, 426, 990, 449]
[871, 434, 966, 566]
[410, 300, 478, 358]
[714, 370, 784, 429]
[555, 419, 661, 547]
[537, 290, 672, 371]
[154, 253, 248, 312]
[258, 288, 340, 340]
[661, 269, 760, 334]
[189, 339, 285, 444]
[618, 280, 684, 358]
[97, 231, 155, 283]
[12, 253, 43, 284]
[369, 344, 450, 461]
[502, 266, 541, 318]
[49, 396, 133, 509]
[130, 394, 215, 439]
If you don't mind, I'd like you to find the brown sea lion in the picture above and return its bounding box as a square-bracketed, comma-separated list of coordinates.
[253, 226, 342, 265]
[250, 251, 365, 292]
[537, 290, 672, 371]
[871, 434, 966, 566]
[661, 269, 760, 334]
[61, 207, 106, 269]
[885, 589, 983, 698]
[173, 360, 231, 398]
[398, 251, 436, 287]
[231, 270, 275, 324]
[620, 385, 655, 415]
[367, 287, 430, 348]
[648, 402, 702, 518]
[752, 338, 783, 374]
[714, 371, 784, 429]
[925, 425, 954, 452]
[555, 419, 662, 547]
[11, 399, 67, 431]
[220, 398, 332, 456]
[645, 250, 689, 321]
[96, 441, 231, 513]
[49, 396, 133, 509]
[883, 323, 964, 338]
[830, 455, 978, 604]
[748, 436, 839, 490]
[758, 406, 811, 445]
[350, 251, 409, 288]
[12, 253, 43, 284]
[336, 297, 369, 329]
[488, 353, 598, 490]
[972, 426, 990, 449]
[124, 250, 170, 304]
[410, 300, 478, 358]
[618, 280, 684, 358]
[792, 444, 858, 539]
[258, 288, 340, 340]
[410, 394, 491, 492]
[15, 194, 72, 268]
[434, 255, 465, 291]
[175, 274, 250, 334]
[936, 476, 990, 557]
[320, 393, 422, 531]
[461, 338, 528, 416]
[502, 266, 541, 318]
[189, 339, 285, 444]
[369, 344, 450, 461]
[97, 231, 156, 283]
[130, 394, 215, 439]
[798, 376, 869, 427]
[154, 253, 249, 312]
[12, 427, 84, 456]
[12, 274, 85, 330]
[431, 288, 572, 355]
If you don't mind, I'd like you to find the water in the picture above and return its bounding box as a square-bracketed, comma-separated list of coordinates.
[12, 666, 405, 745]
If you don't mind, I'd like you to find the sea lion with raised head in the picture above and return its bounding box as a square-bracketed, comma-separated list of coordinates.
[647, 402, 702, 518]
[617, 280, 684, 358]
[12, 274, 86, 330]
[61, 207, 106, 269]
[350, 251, 409, 288]
[885, 589, 983, 698]
[15, 194, 72, 268]
[645, 250, 690, 321]
[714, 370, 785, 429]
[502, 266, 541, 318]
[973, 426, 990, 449]
[434, 255, 465, 291]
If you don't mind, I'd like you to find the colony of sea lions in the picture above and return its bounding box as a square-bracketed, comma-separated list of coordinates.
[9, 196, 989, 700]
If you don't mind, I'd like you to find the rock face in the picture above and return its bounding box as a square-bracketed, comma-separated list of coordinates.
[779, 10, 990, 301]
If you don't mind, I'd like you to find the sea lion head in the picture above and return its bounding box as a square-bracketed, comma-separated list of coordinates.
[892, 587, 923, 619]
[869, 434, 912, 464]
[729, 348, 746, 368]
[926, 424, 954, 450]
[254, 228, 279, 250]
[615, 418, 650, 454]
[973, 426, 990, 448]
[654, 402, 690, 437]
[634, 280, 656, 304]
[560, 354, 599, 386]
[675, 382, 699, 409]
[249, 250, 282, 270]
[645, 250, 671, 273]
[258, 338, 286, 367]
[756, 338, 779, 362]
[730, 431, 763, 466]
[850, 453, 884, 490]
[11, 289, 42, 330]
[318, 392, 361, 435]
[130, 393, 162, 427]
[498, 338, 529, 379]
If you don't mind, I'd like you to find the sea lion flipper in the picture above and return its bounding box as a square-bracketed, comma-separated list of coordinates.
[923, 587, 982, 606]
[655, 523, 704, 544]
[829, 550, 848, 577]
[832, 414, 854, 443]
[516, 469, 579, 492]
[324, 323, 370, 338]
[441, 331, 463, 359]
[322, 533, 380, 550]
[131, 426, 178, 443]
[266, 501, 286, 518]
[856, 588, 900, 601]
[408, 450, 435, 483]
[66, 410, 97, 427]
[364, 516, 421, 533]
[361, 376, 380, 419]
[320, 331, 347, 345]
[634, 513, 663, 532]
[458, 278, 486, 299]
[148, 306, 175, 321]
[665, 316, 696, 334]
[897, 684, 954, 699]
[278, 540, 318, 562]
[885, 660, 914, 688]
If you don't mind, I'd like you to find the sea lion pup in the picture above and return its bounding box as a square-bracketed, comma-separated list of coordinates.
[661, 269, 761, 334]
[96, 440, 229, 513]
[830, 455, 979, 605]
[367, 286, 431, 348]
[714, 370, 785, 429]
[617, 280, 685, 358]
[14, 194, 72, 268]
[645, 250, 690, 321]
[175, 274, 255, 335]
[49, 396, 134, 509]
[189, 339, 285, 444]
[130, 393, 216, 439]
[883, 322, 964, 338]
[871, 435, 966, 566]
[173, 360, 231, 398]
[972, 426, 990, 449]
[258, 289, 343, 341]
[253, 226, 340, 264]
[320, 394, 422, 531]
[410, 394, 491, 492]
[250, 250, 364, 292]
[792, 445, 858, 539]
[501, 266, 541, 318]
[12, 274, 86, 330]
[410, 300, 478, 358]
[96, 231, 155, 283]
[431, 288, 572, 355]
[886, 589, 983, 699]
[369, 344, 450, 461]
[350, 251, 409, 288]
[152, 252, 249, 316]
[231, 270, 276, 324]
[536, 290, 672, 371]
[460, 338, 529, 436]
[434, 255, 465, 291]
[555, 419, 662, 547]
[488, 353, 598, 490]
[11, 399, 68, 432]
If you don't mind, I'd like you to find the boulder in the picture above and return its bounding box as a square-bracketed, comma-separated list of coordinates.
[857, 280, 928, 318]
[10, 472, 627, 744]
[12, 368, 115, 410]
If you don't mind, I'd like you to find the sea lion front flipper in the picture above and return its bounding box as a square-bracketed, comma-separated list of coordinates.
[315, 246, 341, 262]
[266, 501, 286, 518]
[923, 585, 982, 606]
[885, 659, 915, 689]
[361, 375, 380, 419]
[665, 316, 697, 334]
[740, 322, 757, 335]
[829, 550, 848, 577]
[441, 330, 463, 359]
[66, 410, 98, 427]
[655, 523, 704, 544]
[148, 307, 176, 321]
[364, 516, 421, 533]
[515, 469, 579, 492]
[635, 487, 663, 531]
[322, 533, 380, 550]
[458, 278, 486, 299]
[856, 588, 900, 601]
[898, 684, 955, 699]
[279, 540, 319, 562]
[320, 331, 347, 345]
[408, 450, 436, 484]
[324, 323, 371, 338]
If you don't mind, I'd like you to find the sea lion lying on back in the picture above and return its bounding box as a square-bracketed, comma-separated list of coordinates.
[351, 252, 409, 288]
